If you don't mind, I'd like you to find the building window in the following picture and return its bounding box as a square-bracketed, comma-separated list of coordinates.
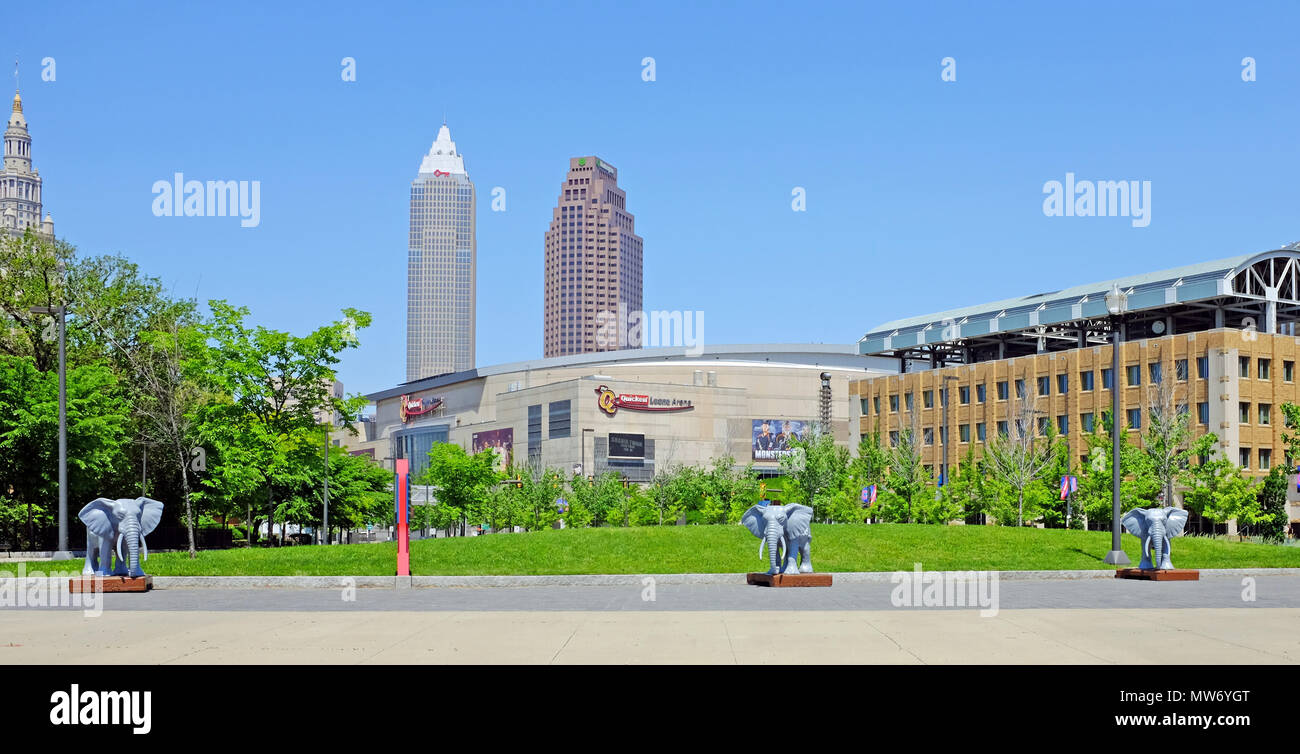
[1239, 356, 1250, 378]
[527, 404, 542, 464]
[1057, 374, 1068, 394]
[960, 424, 970, 442]
[1081, 412, 1095, 433]
[889, 431, 899, 447]
[1080, 371, 1094, 391]
[1037, 376, 1050, 396]
[996, 381, 1009, 401]
[1102, 368, 1114, 390]
[890, 395, 899, 412]
[1197, 356, 1209, 379]
[1240, 448, 1250, 469]
[1260, 448, 1272, 471]
[976, 423, 986, 442]
[548, 400, 571, 438]
[1285, 361, 1295, 382]
[959, 386, 970, 404]
[923, 428, 934, 445]
[1126, 408, 1141, 429]
[1126, 364, 1141, 386]
[1258, 358, 1271, 380]
[1037, 417, 1050, 436]
[905, 392, 914, 411]
[1148, 362, 1162, 384]
[1015, 379, 1026, 398]
[874, 396, 881, 414]
[1239, 402, 1250, 424]
[1197, 402, 1209, 424]
[1057, 415, 1068, 435]
[976, 383, 987, 402]
[1175, 359, 1188, 381]
[1259, 403, 1271, 425]
[861, 398, 870, 415]
[997, 420, 1008, 437]
[923, 390, 934, 409]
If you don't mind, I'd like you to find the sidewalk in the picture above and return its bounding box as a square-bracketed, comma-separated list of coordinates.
[2, 607, 1296, 664]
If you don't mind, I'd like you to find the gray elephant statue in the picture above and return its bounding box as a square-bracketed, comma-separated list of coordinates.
[1121, 506, 1190, 570]
[78, 497, 165, 578]
[741, 502, 815, 575]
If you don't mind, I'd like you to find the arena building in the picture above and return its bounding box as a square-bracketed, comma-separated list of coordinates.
[356, 345, 893, 488]
[851, 244, 1300, 533]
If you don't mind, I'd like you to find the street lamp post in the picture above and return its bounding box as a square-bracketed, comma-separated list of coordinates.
[1104, 284, 1131, 565]
[31, 303, 70, 559]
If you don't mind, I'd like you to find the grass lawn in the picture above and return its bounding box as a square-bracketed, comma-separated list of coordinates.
[8, 524, 1300, 576]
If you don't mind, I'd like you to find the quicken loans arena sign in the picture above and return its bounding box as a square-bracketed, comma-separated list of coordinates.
[399, 394, 444, 423]
[595, 385, 693, 417]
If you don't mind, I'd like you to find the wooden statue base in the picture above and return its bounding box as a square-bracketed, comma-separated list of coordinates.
[747, 572, 833, 587]
[1115, 569, 1199, 582]
[68, 576, 153, 593]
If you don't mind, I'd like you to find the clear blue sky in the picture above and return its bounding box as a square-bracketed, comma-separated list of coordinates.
[9, 1, 1299, 395]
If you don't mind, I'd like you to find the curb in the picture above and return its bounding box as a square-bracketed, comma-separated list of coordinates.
[149, 567, 1300, 589]
[3, 568, 1298, 591]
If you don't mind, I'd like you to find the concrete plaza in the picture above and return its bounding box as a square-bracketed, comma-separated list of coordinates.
[1, 575, 1297, 664]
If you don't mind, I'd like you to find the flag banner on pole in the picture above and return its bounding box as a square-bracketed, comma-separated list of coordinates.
[1060, 476, 1070, 500]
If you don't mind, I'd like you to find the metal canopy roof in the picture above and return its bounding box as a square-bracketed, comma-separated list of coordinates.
[859, 244, 1300, 364]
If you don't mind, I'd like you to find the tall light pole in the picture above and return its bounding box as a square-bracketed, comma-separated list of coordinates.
[31, 302, 70, 558]
[1103, 284, 1131, 565]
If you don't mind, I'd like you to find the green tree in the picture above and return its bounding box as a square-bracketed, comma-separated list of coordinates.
[1256, 465, 1289, 543]
[939, 445, 990, 525]
[416, 443, 500, 535]
[195, 300, 370, 544]
[884, 410, 930, 523]
[780, 429, 850, 522]
[1180, 434, 1259, 533]
[983, 390, 1055, 526]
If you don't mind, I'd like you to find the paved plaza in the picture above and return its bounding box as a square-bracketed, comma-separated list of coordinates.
[2, 574, 1297, 664]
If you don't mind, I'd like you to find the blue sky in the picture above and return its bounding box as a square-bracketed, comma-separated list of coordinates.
[9, 1, 1299, 396]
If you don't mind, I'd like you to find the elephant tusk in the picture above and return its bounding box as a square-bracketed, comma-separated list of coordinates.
[141, 535, 148, 563]
[116, 531, 124, 563]
[758, 538, 765, 560]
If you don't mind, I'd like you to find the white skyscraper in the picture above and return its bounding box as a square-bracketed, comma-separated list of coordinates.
[407, 123, 475, 381]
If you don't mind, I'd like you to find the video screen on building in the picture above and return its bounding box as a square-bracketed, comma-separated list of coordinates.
[472, 428, 514, 465]
[752, 419, 807, 461]
[608, 432, 645, 458]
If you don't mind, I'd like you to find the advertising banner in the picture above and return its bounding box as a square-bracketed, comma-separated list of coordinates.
[752, 419, 807, 461]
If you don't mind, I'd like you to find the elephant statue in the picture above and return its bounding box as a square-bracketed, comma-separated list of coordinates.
[78, 497, 165, 578]
[1121, 506, 1189, 570]
[741, 502, 815, 575]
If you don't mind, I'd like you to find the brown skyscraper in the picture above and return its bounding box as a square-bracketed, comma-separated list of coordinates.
[544, 157, 643, 357]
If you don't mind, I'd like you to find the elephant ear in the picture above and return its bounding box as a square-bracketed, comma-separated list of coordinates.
[740, 505, 766, 539]
[1120, 508, 1151, 539]
[136, 497, 165, 537]
[1164, 507, 1189, 539]
[783, 504, 814, 539]
[78, 498, 118, 539]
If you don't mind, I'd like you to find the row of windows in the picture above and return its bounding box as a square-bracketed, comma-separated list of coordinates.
[866, 357, 1297, 416]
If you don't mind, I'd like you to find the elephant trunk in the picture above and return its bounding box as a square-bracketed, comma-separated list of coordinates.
[765, 523, 782, 575]
[122, 517, 142, 577]
[1151, 520, 1166, 569]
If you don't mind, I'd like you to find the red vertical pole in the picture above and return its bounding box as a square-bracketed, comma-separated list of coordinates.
[396, 459, 410, 576]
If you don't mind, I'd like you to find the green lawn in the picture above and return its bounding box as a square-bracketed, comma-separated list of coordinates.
[8, 524, 1299, 576]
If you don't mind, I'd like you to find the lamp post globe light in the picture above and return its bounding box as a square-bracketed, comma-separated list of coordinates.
[1103, 284, 1131, 566]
